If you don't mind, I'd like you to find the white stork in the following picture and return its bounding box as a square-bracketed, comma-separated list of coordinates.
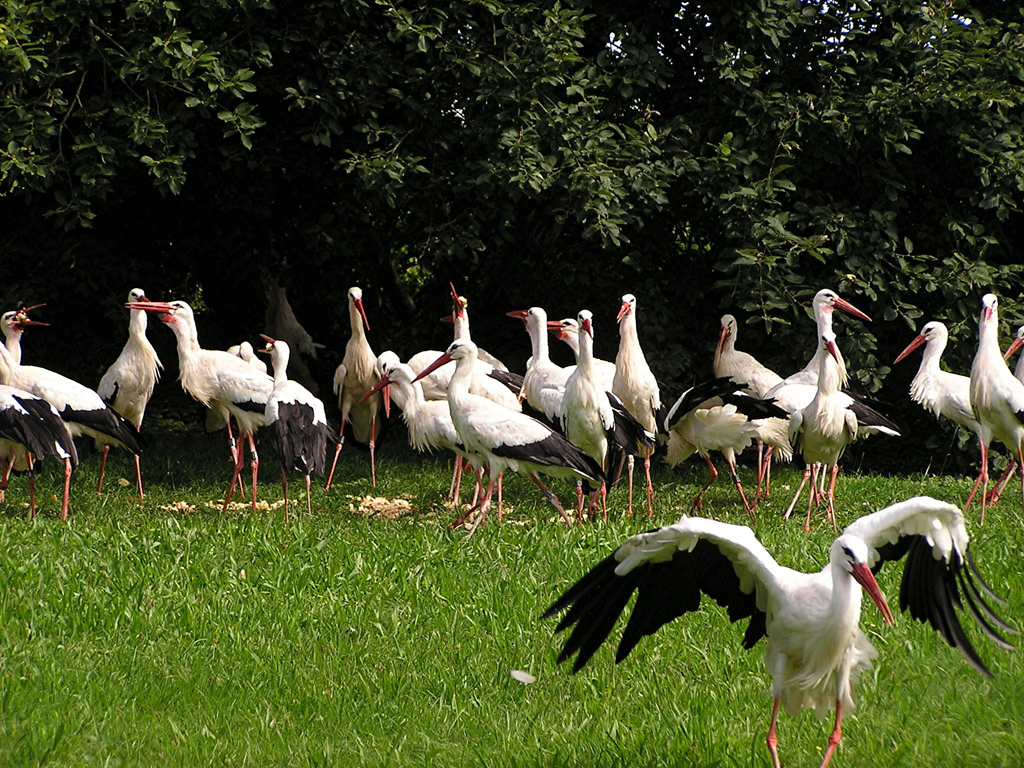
[611, 293, 661, 516]
[0, 384, 78, 518]
[0, 324, 142, 506]
[362, 354, 484, 508]
[413, 339, 604, 535]
[508, 306, 571, 423]
[786, 331, 900, 530]
[134, 300, 273, 511]
[544, 496, 1014, 768]
[714, 314, 783, 397]
[664, 377, 789, 519]
[329, 287, 382, 488]
[260, 335, 338, 520]
[967, 293, 1024, 524]
[560, 310, 654, 520]
[1, 304, 48, 363]
[97, 288, 163, 500]
[983, 324, 1024, 504]
[548, 316, 616, 391]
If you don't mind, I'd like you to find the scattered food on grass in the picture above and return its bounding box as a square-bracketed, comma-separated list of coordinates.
[347, 494, 417, 520]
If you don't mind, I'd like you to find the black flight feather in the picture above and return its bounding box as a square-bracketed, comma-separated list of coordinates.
[60, 404, 142, 454]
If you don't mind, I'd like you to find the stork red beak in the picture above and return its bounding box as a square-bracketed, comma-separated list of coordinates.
[893, 333, 927, 364]
[825, 339, 841, 364]
[717, 325, 731, 355]
[616, 301, 631, 322]
[581, 317, 593, 338]
[833, 296, 872, 323]
[506, 310, 529, 321]
[412, 351, 454, 383]
[850, 562, 895, 627]
[361, 374, 391, 417]
[13, 304, 49, 328]
[258, 333, 276, 356]
[354, 298, 370, 331]
[1005, 336, 1024, 362]
[449, 282, 466, 319]
[440, 315, 455, 324]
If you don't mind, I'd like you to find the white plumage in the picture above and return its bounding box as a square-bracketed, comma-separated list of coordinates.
[136, 300, 273, 510]
[511, 306, 571, 422]
[611, 293, 660, 516]
[331, 286, 382, 487]
[97, 288, 163, 499]
[546, 496, 1013, 768]
[548, 316, 616, 391]
[413, 339, 604, 534]
[967, 293, 1024, 524]
[714, 314, 783, 397]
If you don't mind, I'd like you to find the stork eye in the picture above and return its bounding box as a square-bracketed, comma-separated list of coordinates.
[841, 545, 855, 562]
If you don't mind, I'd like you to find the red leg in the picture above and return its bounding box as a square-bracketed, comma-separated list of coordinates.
[826, 464, 840, 532]
[222, 434, 247, 512]
[626, 455, 635, 517]
[527, 473, 571, 525]
[61, 457, 72, 520]
[466, 474, 495, 537]
[643, 446, 655, 516]
[766, 697, 782, 768]
[496, 472, 504, 522]
[804, 464, 820, 533]
[979, 440, 990, 526]
[98, 444, 110, 496]
[691, 454, 718, 511]
[247, 432, 259, 510]
[726, 457, 755, 522]
[134, 453, 144, 502]
[819, 700, 843, 768]
[325, 418, 346, 491]
[783, 465, 811, 521]
[305, 473, 313, 517]
[281, 466, 290, 522]
[369, 416, 377, 487]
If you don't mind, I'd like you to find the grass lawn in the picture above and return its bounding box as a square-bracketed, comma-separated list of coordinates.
[1, 424, 1022, 767]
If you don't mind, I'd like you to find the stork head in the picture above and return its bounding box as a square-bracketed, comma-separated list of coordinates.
[813, 289, 872, 323]
[548, 318, 577, 342]
[578, 309, 594, 339]
[894, 320, 948, 364]
[449, 283, 468, 320]
[979, 292, 998, 328]
[718, 314, 737, 354]
[348, 286, 370, 331]
[131, 299, 191, 327]
[127, 288, 150, 305]
[258, 333, 277, 354]
[412, 338, 478, 385]
[617, 294, 637, 323]
[2, 304, 49, 336]
[506, 308, 529, 329]
[361, 367, 393, 416]
[831, 535, 895, 627]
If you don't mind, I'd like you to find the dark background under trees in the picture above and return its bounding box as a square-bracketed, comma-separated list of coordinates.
[2, 0, 1023, 473]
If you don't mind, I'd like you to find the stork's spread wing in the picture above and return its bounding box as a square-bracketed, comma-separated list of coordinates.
[543, 518, 782, 672]
[844, 496, 1015, 677]
[663, 377, 743, 432]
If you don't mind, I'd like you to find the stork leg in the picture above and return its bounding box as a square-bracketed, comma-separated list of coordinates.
[222, 435, 248, 512]
[804, 464, 821, 533]
[369, 415, 377, 488]
[826, 464, 840, 532]
[61, 457, 72, 520]
[691, 455, 718, 511]
[978, 440, 991, 525]
[1017, 442, 1024, 523]
[986, 461, 1015, 505]
[226, 420, 246, 496]
[98, 444, 110, 496]
[625, 455, 635, 517]
[325, 419, 346, 491]
[0, 448, 14, 501]
[454, 468, 488, 529]
[527, 473, 571, 526]
[281, 466, 290, 522]
[766, 696, 782, 768]
[496, 472, 505, 522]
[448, 456, 463, 503]
[466, 475, 495, 537]
[819, 700, 843, 768]
[726, 456, 755, 522]
[246, 432, 260, 510]
[575, 481, 584, 523]
[643, 446, 655, 516]
[783, 465, 812, 521]
[134, 453, 144, 502]
[305, 473, 313, 517]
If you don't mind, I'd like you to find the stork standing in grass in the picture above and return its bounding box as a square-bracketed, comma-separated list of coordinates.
[414, 339, 604, 535]
[545, 496, 1014, 768]
[260, 335, 337, 520]
[329, 286, 381, 488]
[611, 294, 660, 516]
[134, 300, 273, 511]
[97, 288, 163, 500]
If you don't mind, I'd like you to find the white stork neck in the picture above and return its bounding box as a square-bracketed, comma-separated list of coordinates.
[0, 340, 15, 383]
[828, 558, 864, 631]
[917, 335, 946, 376]
[271, 346, 290, 386]
[129, 308, 149, 341]
[816, 347, 846, 396]
[349, 301, 367, 341]
[167, 314, 202, 373]
[578, 328, 596, 374]
[562, 330, 580, 360]
[453, 310, 470, 341]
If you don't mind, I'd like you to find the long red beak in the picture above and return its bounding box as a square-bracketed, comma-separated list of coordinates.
[833, 296, 872, 322]
[355, 299, 370, 331]
[1005, 336, 1024, 362]
[130, 301, 176, 312]
[825, 339, 841, 364]
[448, 282, 466, 320]
[850, 562, 895, 627]
[361, 374, 391, 417]
[616, 301, 631, 322]
[717, 325, 730, 355]
[14, 303, 49, 328]
[412, 351, 453, 383]
[893, 333, 927, 364]
[506, 310, 529, 321]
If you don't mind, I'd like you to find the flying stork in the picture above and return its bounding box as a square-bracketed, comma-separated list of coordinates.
[544, 496, 1014, 768]
[260, 335, 338, 520]
[97, 288, 163, 500]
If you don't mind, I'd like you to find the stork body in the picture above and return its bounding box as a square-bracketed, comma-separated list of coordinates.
[545, 496, 1013, 768]
[967, 293, 1024, 524]
[0, 384, 78, 517]
[330, 287, 382, 488]
[786, 332, 900, 530]
[714, 314, 783, 398]
[136, 300, 272, 510]
[261, 337, 337, 519]
[510, 306, 571, 423]
[413, 340, 604, 534]
[97, 289, 163, 499]
[611, 294, 660, 516]
[560, 310, 653, 519]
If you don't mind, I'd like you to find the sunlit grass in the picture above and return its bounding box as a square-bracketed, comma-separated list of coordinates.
[0, 427, 1021, 767]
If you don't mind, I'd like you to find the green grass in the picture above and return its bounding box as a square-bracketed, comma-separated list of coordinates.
[1, 427, 1022, 767]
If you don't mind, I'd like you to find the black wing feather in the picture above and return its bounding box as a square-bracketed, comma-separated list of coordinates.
[61, 404, 142, 454]
[491, 432, 605, 485]
[664, 377, 744, 431]
[488, 369, 524, 394]
[544, 535, 766, 673]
